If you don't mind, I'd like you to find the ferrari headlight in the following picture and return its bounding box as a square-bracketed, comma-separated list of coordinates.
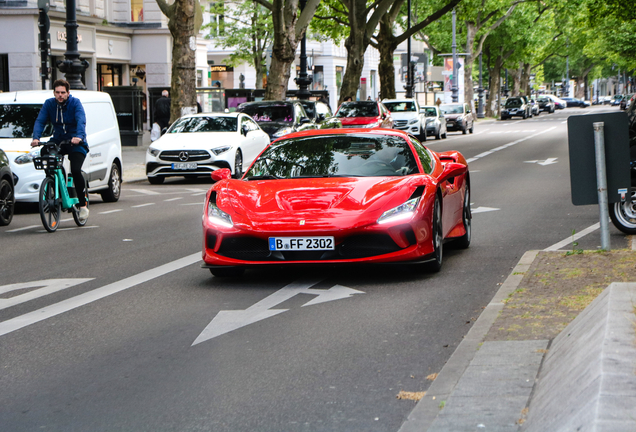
[409, 118, 419, 125]
[207, 200, 233, 227]
[272, 127, 293, 138]
[14, 149, 40, 165]
[377, 197, 420, 225]
[212, 146, 231, 155]
[148, 147, 160, 157]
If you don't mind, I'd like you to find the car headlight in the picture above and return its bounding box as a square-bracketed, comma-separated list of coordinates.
[377, 197, 420, 225]
[14, 148, 40, 165]
[207, 200, 233, 227]
[360, 122, 380, 128]
[426, 118, 435, 123]
[148, 147, 160, 157]
[456, 118, 463, 124]
[409, 118, 419, 125]
[212, 146, 231, 155]
[272, 127, 293, 137]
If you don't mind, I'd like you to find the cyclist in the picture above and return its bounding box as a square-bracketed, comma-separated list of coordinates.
[31, 79, 89, 220]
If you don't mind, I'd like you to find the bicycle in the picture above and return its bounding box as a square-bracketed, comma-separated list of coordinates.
[33, 141, 89, 232]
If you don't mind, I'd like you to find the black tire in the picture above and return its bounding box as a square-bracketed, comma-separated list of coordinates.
[609, 189, 636, 234]
[233, 149, 243, 179]
[72, 189, 89, 227]
[39, 177, 61, 233]
[462, 125, 467, 135]
[210, 267, 245, 277]
[100, 162, 121, 202]
[454, 183, 471, 249]
[523, 112, 527, 119]
[0, 178, 14, 226]
[501, 116, 507, 120]
[435, 127, 441, 140]
[148, 176, 164, 185]
[469, 124, 474, 134]
[423, 194, 443, 272]
[442, 132, 447, 139]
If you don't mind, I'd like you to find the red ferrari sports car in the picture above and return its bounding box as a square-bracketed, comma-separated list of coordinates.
[202, 128, 470, 277]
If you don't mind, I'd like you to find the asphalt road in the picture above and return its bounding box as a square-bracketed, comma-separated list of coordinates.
[0, 105, 628, 432]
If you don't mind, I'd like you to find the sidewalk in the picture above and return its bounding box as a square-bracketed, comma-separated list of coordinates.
[121, 130, 150, 183]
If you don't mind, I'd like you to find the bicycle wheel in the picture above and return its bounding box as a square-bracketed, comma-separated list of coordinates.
[72, 188, 89, 227]
[39, 176, 61, 232]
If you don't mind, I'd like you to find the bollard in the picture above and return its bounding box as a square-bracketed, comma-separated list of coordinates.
[593, 122, 611, 250]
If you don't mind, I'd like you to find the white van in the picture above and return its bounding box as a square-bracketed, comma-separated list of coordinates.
[0, 90, 122, 202]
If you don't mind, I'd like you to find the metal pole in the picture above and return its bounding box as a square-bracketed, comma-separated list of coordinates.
[405, 0, 414, 99]
[56, 0, 88, 89]
[295, 0, 312, 100]
[451, 9, 458, 103]
[477, 52, 484, 118]
[593, 122, 611, 250]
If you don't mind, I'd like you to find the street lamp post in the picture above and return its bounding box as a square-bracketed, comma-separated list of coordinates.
[56, 0, 88, 89]
[451, 8, 458, 103]
[477, 52, 484, 118]
[294, 0, 312, 100]
[503, 69, 509, 98]
[404, 0, 414, 99]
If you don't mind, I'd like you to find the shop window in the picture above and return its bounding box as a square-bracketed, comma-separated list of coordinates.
[209, 3, 225, 36]
[98, 64, 122, 91]
[336, 66, 344, 100]
[311, 65, 324, 91]
[131, 0, 143, 22]
[0, 55, 8, 92]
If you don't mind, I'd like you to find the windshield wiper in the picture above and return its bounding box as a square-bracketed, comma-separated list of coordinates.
[245, 175, 282, 180]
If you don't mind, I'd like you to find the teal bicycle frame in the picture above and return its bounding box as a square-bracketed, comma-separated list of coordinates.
[51, 166, 79, 210]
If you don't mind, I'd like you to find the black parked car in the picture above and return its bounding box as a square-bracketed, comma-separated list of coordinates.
[0, 148, 15, 226]
[561, 97, 587, 108]
[501, 97, 531, 120]
[297, 100, 342, 129]
[237, 100, 317, 141]
[620, 94, 634, 111]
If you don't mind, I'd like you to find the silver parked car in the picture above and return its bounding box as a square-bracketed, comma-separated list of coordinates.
[420, 105, 447, 140]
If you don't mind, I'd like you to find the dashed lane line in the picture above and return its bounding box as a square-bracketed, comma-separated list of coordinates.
[466, 127, 557, 164]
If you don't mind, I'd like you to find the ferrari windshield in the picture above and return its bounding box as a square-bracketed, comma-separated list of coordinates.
[0, 104, 53, 138]
[168, 116, 237, 133]
[336, 102, 379, 117]
[245, 134, 420, 179]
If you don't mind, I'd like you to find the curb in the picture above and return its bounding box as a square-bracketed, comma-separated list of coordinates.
[398, 250, 540, 432]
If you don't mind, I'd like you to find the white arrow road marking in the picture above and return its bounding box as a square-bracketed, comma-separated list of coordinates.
[0, 253, 201, 338]
[0, 279, 94, 311]
[466, 127, 556, 163]
[192, 280, 364, 345]
[471, 206, 500, 214]
[524, 158, 558, 166]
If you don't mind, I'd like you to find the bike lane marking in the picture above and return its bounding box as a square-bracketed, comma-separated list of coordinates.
[0, 252, 201, 338]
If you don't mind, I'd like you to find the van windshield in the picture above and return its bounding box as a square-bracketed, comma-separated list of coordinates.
[0, 104, 53, 138]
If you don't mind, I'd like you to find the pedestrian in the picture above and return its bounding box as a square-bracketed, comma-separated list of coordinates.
[436, 97, 442, 107]
[367, 96, 371, 101]
[154, 89, 171, 130]
[31, 79, 89, 221]
[344, 96, 352, 102]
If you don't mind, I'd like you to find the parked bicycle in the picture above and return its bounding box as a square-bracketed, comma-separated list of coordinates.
[33, 140, 89, 232]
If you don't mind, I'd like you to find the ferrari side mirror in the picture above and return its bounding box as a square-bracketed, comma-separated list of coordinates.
[211, 168, 232, 182]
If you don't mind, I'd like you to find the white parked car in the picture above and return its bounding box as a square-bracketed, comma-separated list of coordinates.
[0, 90, 123, 203]
[382, 99, 427, 141]
[146, 112, 270, 184]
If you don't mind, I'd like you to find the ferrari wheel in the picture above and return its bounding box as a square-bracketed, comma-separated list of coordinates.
[609, 189, 636, 234]
[424, 194, 443, 272]
[455, 184, 471, 249]
[210, 267, 245, 277]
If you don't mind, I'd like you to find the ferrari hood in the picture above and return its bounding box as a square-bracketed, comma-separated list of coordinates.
[220, 177, 420, 230]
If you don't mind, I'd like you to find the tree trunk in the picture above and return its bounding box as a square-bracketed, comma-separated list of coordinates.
[521, 62, 531, 96]
[464, 22, 477, 107]
[486, 56, 503, 117]
[377, 16, 397, 100]
[265, 0, 299, 100]
[510, 66, 521, 96]
[340, 9, 367, 104]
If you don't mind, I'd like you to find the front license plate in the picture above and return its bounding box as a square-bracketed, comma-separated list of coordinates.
[269, 237, 335, 251]
[172, 162, 197, 170]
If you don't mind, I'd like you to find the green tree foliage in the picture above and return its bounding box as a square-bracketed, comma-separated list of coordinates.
[204, 1, 272, 89]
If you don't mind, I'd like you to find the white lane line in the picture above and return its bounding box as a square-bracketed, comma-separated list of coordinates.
[99, 209, 123, 214]
[132, 203, 155, 208]
[0, 252, 201, 338]
[164, 197, 183, 202]
[37, 226, 99, 232]
[474, 128, 490, 135]
[7, 219, 73, 233]
[180, 202, 204, 206]
[544, 223, 600, 251]
[130, 188, 160, 195]
[561, 120, 567, 124]
[466, 127, 556, 163]
[190, 192, 207, 196]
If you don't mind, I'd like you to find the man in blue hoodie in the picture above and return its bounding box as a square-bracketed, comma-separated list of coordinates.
[31, 79, 89, 220]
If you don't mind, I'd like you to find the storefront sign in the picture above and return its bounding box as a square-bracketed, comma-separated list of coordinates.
[210, 65, 233, 72]
[57, 31, 82, 43]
